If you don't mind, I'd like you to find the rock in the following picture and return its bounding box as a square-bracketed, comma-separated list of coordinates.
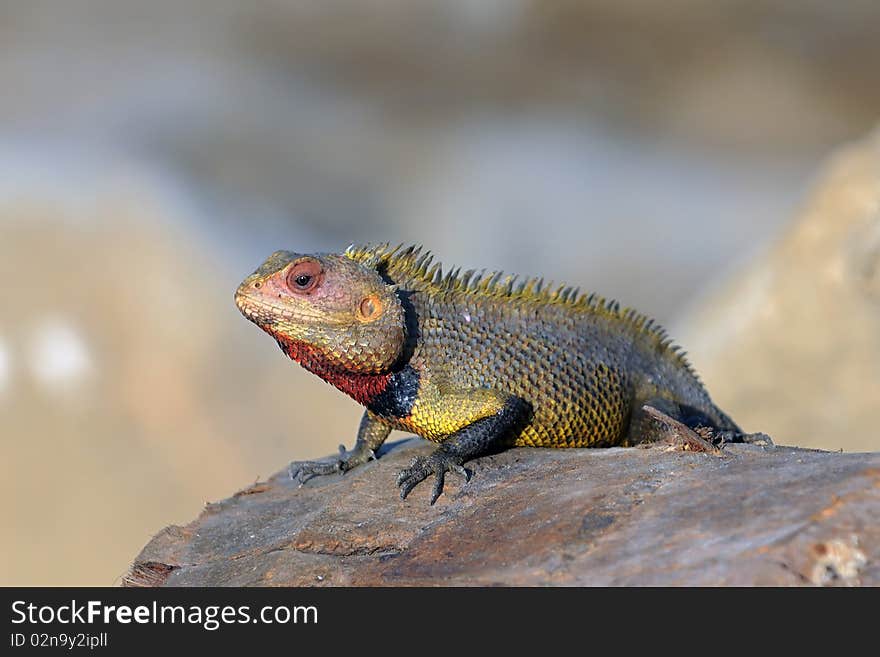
[678, 127, 880, 452]
[126, 439, 880, 586]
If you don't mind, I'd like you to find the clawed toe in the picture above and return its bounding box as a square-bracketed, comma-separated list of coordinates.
[289, 459, 342, 486]
[288, 442, 382, 486]
[450, 463, 471, 481]
[396, 453, 470, 504]
[712, 430, 775, 447]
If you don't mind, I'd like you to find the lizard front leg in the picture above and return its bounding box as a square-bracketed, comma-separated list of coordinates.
[290, 410, 391, 484]
[397, 394, 532, 504]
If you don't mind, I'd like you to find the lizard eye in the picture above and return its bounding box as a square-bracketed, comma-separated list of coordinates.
[286, 260, 323, 294]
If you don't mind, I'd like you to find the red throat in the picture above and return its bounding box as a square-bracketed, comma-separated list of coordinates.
[272, 334, 391, 405]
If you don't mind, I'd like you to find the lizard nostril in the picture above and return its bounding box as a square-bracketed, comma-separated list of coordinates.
[253, 281, 262, 289]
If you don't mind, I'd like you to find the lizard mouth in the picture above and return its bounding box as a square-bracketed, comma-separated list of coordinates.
[234, 286, 278, 328]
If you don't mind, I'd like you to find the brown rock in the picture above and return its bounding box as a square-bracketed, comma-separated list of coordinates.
[126, 439, 880, 586]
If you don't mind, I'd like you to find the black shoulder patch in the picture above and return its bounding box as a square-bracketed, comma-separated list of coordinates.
[368, 364, 420, 419]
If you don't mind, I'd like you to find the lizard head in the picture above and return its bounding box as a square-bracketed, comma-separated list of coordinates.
[235, 250, 405, 374]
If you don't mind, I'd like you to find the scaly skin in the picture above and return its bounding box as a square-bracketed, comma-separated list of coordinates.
[235, 243, 752, 504]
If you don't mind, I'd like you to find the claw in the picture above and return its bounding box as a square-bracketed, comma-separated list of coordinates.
[396, 452, 467, 504]
[288, 455, 346, 487]
[290, 463, 309, 488]
[398, 472, 424, 500]
[430, 470, 445, 505]
[396, 461, 416, 486]
[451, 464, 471, 481]
[288, 463, 310, 485]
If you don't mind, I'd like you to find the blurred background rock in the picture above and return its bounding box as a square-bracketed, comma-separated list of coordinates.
[1, 0, 878, 585]
[680, 128, 880, 455]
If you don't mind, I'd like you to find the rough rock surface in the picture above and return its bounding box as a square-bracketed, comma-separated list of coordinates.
[127, 439, 879, 586]
[679, 127, 880, 452]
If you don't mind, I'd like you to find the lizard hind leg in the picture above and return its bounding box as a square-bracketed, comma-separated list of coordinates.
[625, 398, 690, 446]
[628, 398, 773, 449]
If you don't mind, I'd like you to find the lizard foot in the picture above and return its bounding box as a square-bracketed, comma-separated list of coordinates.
[289, 444, 377, 486]
[396, 452, 471, 505]
[711, 431, 774, 447]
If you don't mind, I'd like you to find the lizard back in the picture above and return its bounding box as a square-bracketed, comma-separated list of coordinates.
[346, 243, 736, 448]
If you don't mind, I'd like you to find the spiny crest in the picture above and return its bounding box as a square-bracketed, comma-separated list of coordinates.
[344, 242, 697, 375]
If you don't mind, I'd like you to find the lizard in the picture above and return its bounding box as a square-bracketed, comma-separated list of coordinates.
[235, 243, 767, 504]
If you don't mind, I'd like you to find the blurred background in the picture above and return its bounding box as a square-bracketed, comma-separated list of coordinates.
[2, 0, 880, 585]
